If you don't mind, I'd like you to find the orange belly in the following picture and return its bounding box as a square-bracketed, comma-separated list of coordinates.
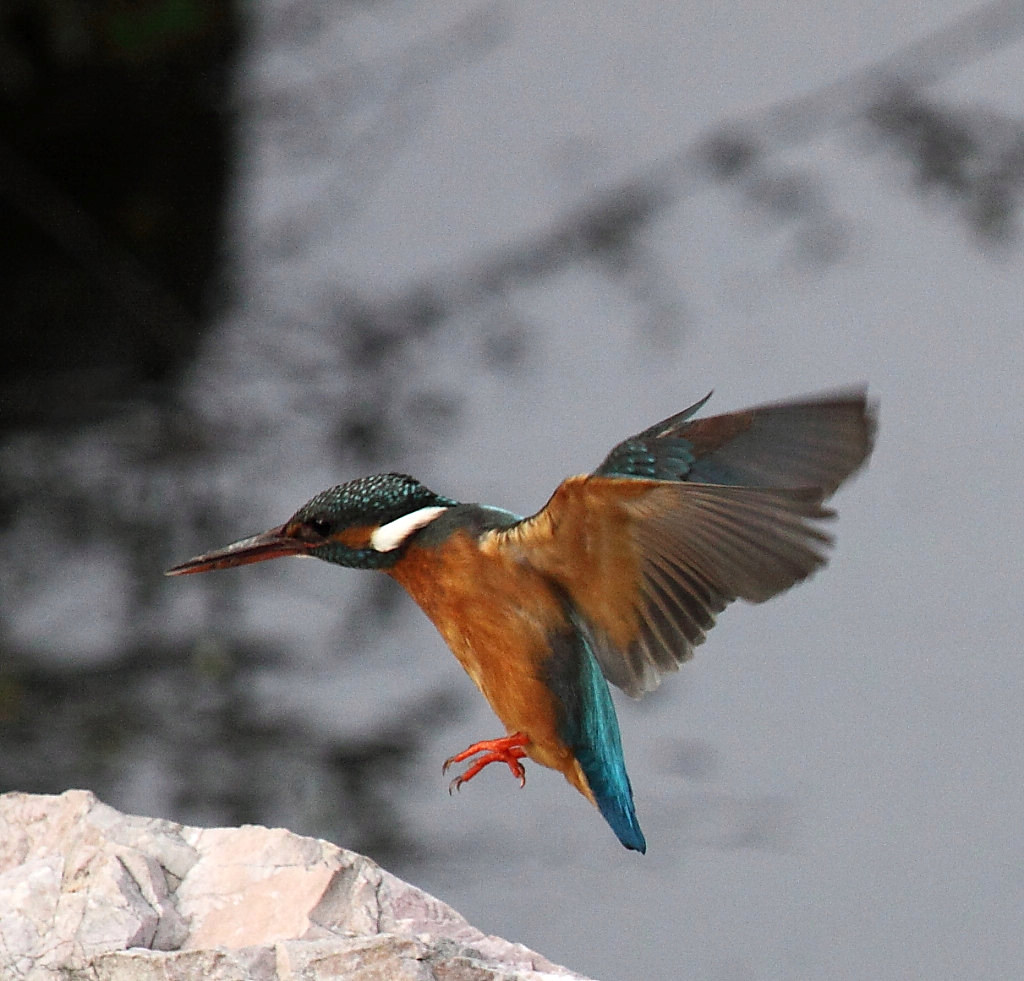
[387, 530, 594, 802]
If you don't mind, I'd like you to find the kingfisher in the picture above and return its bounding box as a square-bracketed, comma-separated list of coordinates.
[168, 389, 875, 853]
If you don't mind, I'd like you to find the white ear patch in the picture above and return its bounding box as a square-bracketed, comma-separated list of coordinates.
[370, 506, 449, 552]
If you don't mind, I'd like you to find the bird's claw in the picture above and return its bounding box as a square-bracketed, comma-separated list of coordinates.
[442, 732, 529, 794]
[447, 773, 468, 795]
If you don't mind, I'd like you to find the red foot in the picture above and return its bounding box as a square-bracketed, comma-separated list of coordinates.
[442, 732, 530, 794]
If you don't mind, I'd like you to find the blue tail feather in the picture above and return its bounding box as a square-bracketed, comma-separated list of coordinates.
[574, 660, 647, 853]
[543, 614, 646, 853]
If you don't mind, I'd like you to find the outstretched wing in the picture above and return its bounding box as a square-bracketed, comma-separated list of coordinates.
[494, 389, 874, 697]
[495, 476, 834, 697]
[596, 388, 876, 495]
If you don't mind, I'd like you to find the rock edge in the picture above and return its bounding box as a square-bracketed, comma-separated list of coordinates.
[0, 790, 591, 981]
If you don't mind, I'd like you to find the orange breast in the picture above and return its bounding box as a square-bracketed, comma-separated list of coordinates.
[386, 530, 593, 800]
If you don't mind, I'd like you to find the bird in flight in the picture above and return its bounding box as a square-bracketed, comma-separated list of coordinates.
[168, 388, 876, 853]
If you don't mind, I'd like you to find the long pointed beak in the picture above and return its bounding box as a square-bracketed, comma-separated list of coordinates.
[165, 524, 314, 576]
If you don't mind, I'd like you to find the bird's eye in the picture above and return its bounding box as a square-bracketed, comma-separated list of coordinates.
[308, 518, 332, 537]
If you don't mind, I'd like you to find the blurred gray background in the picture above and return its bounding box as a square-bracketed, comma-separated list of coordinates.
[3, 2, 1023, 978]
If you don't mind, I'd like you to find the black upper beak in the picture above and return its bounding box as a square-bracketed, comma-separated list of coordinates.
[165, 524, 314, 576]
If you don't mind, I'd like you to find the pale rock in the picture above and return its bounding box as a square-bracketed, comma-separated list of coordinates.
[0, 790, 590, 981]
